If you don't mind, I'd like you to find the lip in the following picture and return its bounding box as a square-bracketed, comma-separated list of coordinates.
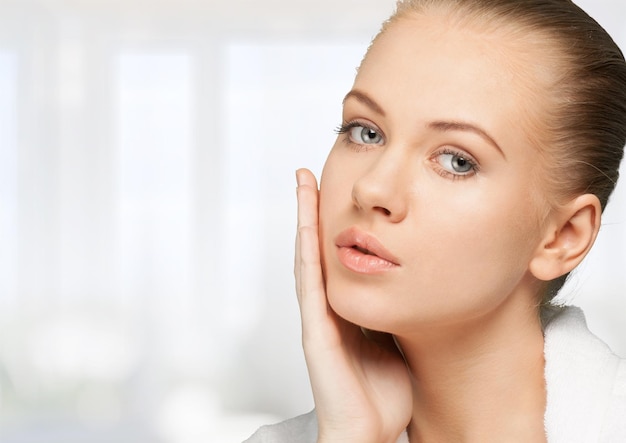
[334, 227, 400, 274]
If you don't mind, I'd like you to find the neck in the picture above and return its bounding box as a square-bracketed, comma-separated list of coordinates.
[396, 294, 547, 442]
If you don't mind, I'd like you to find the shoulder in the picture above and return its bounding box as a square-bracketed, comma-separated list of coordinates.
[243, 410, 318, 443]
[599, 358, 626, 441]
[543, 305, 626, 442]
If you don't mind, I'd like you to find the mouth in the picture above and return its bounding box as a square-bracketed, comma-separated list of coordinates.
[352, 245, 374, 255]
[334, 227, 400, 274]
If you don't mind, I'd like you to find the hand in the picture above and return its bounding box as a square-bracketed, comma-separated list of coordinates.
[295, 168, 412, 443]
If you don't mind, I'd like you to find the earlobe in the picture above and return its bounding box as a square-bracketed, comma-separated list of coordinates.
[529, 194, 601, 281]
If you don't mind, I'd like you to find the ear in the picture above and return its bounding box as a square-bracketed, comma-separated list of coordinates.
[529, 194, 601, 281]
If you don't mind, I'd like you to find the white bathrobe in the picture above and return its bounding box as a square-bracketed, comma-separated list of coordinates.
[245, 306, 626, 442]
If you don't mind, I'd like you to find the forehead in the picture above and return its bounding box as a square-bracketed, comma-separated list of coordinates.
[355, 13, 554, 149]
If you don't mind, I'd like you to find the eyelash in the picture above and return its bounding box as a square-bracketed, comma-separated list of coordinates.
[432, 148, 480, 180]
[334, 121, 480, 180]
[335, 120, 384, 152]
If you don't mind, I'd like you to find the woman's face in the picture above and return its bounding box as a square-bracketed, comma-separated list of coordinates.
[319, 13, 555, 333]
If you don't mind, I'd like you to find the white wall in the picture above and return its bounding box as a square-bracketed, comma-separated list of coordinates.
[0, 1, 624, 442]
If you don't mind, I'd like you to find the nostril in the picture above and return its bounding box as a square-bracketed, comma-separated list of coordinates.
[374, 206, 392, 216]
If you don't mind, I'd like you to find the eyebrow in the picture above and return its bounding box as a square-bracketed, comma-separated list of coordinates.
[343, 89, 505, 158]
[428, 121, 505, 158]
[343, 89, 386, 116]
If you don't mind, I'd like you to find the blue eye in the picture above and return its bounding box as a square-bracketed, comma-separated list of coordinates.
[436, 151, 477, 175]
[349, 126, 383, 145]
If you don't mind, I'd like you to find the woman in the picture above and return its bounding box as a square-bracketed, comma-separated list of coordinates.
[247, 0, 626, 441]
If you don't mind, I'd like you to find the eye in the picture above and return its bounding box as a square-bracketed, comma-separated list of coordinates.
[349, 126, 383, 145]
[435, 150, 478, 176]
[336, 121, 384, 146]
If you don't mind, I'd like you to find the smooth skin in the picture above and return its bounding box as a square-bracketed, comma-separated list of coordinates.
[296, 169, 412, 443]
[295, 11, 601, 443]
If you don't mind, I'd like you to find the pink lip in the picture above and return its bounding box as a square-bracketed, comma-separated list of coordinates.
[334, 227, 400, 274]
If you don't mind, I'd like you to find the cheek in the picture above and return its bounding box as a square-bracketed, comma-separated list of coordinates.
[319, 146, 362, 223]
[402, 186, 542, 295]
[419, 191, 542, 289]
[319, 148, 352, 265]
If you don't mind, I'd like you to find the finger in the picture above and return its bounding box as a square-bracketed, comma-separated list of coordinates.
[296, 167, 318, 190]
[294, 169, 329, 337]
[294, 169, 318, 301]
[295, 193, 302, 296]
[294, 168, 317, 271]
[298, 224, 330, 343]
[295, 228, 301, 296]
[294, 169, 321, 302]
[296, 168, 319, 230]
[295, 169, 319, 303]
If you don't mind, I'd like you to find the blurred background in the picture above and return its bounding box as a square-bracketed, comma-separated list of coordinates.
[0, 0, 625, 441]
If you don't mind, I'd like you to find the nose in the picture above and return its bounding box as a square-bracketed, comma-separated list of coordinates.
[351, 151, 410, 223]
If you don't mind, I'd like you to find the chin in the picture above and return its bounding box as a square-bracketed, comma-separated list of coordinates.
[326, 280, 401, 334]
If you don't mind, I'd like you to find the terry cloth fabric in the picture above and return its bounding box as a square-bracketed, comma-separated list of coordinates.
[243, 411, 318, 443]
[543, 305, 626, 442]
[243, 410, 409, 443]
[245, 306, 626, 442]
